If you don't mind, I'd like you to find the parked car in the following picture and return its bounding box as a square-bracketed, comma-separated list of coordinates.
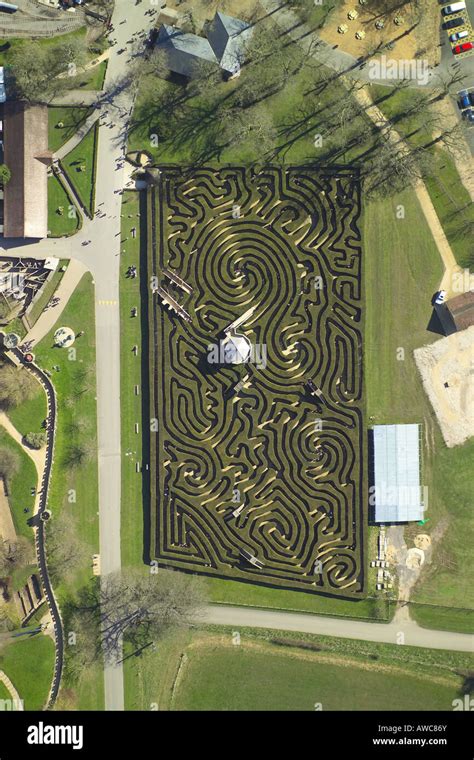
[454, 41, 474, 54]
[450, 30, 469, 41]
[462, 108, 474, 123]
[442, 2, 466, 15]
[434, 290, 447, 305]
[458, 89, 471, 108]
[443, 16, 465, 29]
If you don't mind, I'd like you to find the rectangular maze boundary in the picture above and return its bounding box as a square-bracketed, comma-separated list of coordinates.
[147, 165, 367, 599]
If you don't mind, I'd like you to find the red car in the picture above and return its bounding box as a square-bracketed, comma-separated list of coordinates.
[454, 41, 474, 54]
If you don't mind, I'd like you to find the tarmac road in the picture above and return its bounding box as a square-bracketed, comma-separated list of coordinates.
[204, 605, 474, 653]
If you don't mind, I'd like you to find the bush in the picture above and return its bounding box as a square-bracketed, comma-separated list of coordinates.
[24, 432, 47, 450]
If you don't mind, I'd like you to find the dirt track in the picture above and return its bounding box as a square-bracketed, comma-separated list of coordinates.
[414, 326, 474, 447]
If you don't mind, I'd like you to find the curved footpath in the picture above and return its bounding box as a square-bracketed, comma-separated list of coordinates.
[0, 670, 23, 710]
[11, 348, 64, 709]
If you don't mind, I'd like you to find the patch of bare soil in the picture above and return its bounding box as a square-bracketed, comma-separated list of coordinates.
[414, 327, 474, 448]
[320, 0, 440, 64]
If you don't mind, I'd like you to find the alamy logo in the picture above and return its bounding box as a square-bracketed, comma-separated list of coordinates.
[452, 695, 474, 711]
[368, 55, 430, 86]
[27, 722, 83, 750]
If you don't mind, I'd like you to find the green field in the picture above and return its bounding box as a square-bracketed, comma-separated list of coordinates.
[120, 193, 147, 568]
[48, 106, 94, 154]
[0, 680, 13, 705]
[0, 27, 87, 66]
[371, 85, 474, 270]
[0, 428, 37, 541]
[364, 190, 474, 632]
[206, 578, 389, 619]
[124, 627, 468, 711]
[48, 175, 81, 238]
[32, 274, 103, 709]
[7, 387, 47, 442]
[62, 123, 98, 217]
[34, 274, 99, 587]
[26, 262, 67, 328]
[0, 633, 55, 711]
[129, 57, 376, 166]
[70, 60, 108, 92]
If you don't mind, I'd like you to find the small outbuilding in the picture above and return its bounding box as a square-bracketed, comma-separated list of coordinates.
[371, 423, 424, 523]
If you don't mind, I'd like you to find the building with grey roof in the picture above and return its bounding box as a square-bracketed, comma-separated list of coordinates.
[371, 424, 424, 523]
[154, 12, 253, 80]
[207, 11, 253, 76]
[155, 24, 219, 79]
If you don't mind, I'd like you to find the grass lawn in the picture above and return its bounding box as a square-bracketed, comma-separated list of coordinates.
[48, 106, 94, 154]
[124, 628, 467, 711]
[71, 60, 108, 92]
[26, 262, 67, 328]
[129, 59, 377, 166]
[48, 176, 81, 238]
[7, 389, 47, 440]
[410, 439, 474, 634]
[371, 85, 474, 270]
[0, 680, 13, 704]
[120, 192, 147, 568]
[33, 273, 99, 583]
[206, 577, 389, 620]
[0, 27, 87, 66]
[3, 318, 26, 340]
[0, 428, 37, 542]
[62, 123, 98, 217]
[364, 189, 443, 421]
[0, 633, 55, 710]
[364, 190, 474, 632]
[32, 274, 103, 709]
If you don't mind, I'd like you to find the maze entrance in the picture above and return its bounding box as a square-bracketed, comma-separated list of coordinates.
[149, 166, 366, 596]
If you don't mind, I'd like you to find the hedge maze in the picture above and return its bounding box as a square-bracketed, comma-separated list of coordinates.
[149, 165, 366, 596]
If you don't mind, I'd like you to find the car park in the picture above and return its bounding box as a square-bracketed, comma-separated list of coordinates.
[442, 1, 466, 15]
[443, 16, 465, 30]
[458, 89, 471, 108]
[450, 30, 469, 41]
[454, 41, 474, 53]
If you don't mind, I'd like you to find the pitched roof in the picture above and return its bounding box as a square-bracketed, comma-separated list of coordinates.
[155, 24, 219, 78]
[446, 291, 474, 332]
[207, 11, 253, 74]
[3, 103, 49, 239]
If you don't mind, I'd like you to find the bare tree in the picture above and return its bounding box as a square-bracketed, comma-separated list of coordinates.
[0, 362, 40, 410]
[46, 510, 92, 586]
[69, 568, 206, 666]
[0, 538, 34, 578]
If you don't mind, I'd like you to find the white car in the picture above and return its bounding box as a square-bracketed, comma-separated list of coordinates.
[450, 30, 469, 42]
[442, 2, 467, 15]
[434, 290, 447, 305]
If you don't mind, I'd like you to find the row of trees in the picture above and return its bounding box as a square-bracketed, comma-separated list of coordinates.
[9, 38, 88, 103]
[131, 17, 468, 204]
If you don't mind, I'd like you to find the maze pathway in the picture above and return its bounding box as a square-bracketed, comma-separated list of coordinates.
[149, 165, 366, 597]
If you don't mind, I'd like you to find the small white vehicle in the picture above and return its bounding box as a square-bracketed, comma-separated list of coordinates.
[434, 290, 447, 305]
[450, 30, 469, 41]
[442, 2, 466, 15]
